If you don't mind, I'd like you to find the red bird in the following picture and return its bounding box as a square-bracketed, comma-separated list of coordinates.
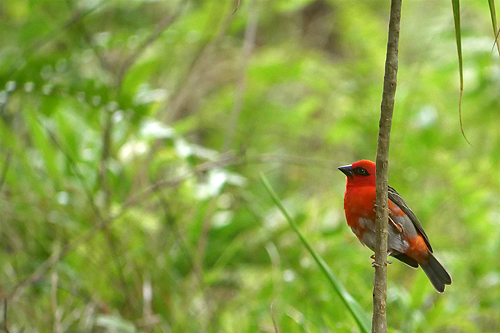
[339, 160, 451, 292]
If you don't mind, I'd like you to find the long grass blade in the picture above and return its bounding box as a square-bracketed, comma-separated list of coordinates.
[488, 0, 500, 56]
[260, 174, 371, 333]
[451, 0, 472, 146]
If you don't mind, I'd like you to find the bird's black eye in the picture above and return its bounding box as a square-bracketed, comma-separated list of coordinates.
[353, 167, 369, 176]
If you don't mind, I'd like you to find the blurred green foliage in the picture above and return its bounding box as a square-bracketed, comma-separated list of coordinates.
[0, 0, 499, 332]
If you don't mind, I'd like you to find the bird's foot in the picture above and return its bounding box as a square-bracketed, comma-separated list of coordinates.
[371, 260, 393, 267]
[370, 254, 392, 267]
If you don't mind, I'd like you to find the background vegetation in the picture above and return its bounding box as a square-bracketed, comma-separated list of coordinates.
[1, 0, 499, 332]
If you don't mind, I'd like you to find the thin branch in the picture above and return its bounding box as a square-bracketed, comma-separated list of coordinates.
[103, 226, 137, 315]
[155, 190, 215, 330]
[62, 2, 138, 310]
[64, 1, 114, 208]
[2, 298, 9, 333]
[271, 301, 279, 333]
[117, 0, 188, 87]
[120, 153, 333, 211]
[99, 111, 113, 209]
[7, 1, 105, 79]
[0, 151, 12, 193]
[65, 0, 115, 207]
[232, 0, 241, 15]
[163, 0, 237, 123]
[373, 0, 401, 332]
[65, 0, 113, 76]
[32, 2, 105, 54]
[43, 124, 103, 221]
[42, 124, 133, 307]
[223, 0, 259, 152]
[8, 153, 328, 301]
[194, 198, 217, 280]
[51, 271, 62, 333]
[156, 192, 196, 265]
[11, 248, 64, 301]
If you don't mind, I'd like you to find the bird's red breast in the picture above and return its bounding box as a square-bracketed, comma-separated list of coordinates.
[338, 160, 452, 292]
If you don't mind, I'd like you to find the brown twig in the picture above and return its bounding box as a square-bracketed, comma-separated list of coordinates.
[373, 0, 401, 332]
[2, 298, 9, 333]
[232, 0, 241, 15]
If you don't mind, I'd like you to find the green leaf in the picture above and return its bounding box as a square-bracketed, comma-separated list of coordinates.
[488, 0, 500, 56]
[451, 0, 471, 145]
[260, 173, 371, 333]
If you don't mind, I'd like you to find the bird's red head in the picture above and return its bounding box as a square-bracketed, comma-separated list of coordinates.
[338, 160, 376, 186]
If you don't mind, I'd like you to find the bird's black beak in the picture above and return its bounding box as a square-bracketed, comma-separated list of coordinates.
[338, 164, 353, 178]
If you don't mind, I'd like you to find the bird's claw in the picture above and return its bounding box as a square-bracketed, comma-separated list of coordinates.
[370, 254, 392, 267]
[371, 260, 393, 267]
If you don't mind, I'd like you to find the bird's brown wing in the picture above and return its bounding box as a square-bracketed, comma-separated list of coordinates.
[388, 186, 433, 252]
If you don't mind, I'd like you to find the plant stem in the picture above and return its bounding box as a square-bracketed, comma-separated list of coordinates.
[373, 0, 402, 332]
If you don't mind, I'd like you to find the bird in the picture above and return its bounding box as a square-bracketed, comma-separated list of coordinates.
[338, 159, 451, 292]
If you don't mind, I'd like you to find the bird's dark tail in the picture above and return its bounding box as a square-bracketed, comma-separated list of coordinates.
[420, 253, 452, 293]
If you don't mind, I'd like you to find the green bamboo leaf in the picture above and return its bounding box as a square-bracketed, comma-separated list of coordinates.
[260, 173, 371, 333]
[451, 0, 471, 146]
[488, 0, 500, 56]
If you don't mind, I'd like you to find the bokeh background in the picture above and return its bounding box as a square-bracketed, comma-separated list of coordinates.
[1, 0, 500, 332]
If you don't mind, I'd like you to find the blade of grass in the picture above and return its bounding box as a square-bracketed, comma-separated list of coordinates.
[451, 0, 472, 146]
[488, 0, 500, 56]
[260, 174, 371, 333]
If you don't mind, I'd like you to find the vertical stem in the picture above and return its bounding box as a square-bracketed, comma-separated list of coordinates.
[100, 110, 113, 209]
[51, 271, 62, 333]
[373, 0, 401, 332]
[2, 298, 9, 333]
[223, 0, 259, 152]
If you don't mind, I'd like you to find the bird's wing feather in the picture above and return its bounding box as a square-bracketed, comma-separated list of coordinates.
[388, 186, 433, 252]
